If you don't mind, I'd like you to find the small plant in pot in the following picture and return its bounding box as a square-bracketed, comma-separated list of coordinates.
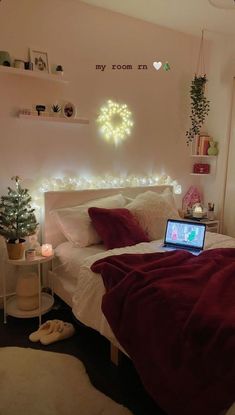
[0, 176, 38, 260]
[186, 74, 210, 144]
[51, 103, 61, 116]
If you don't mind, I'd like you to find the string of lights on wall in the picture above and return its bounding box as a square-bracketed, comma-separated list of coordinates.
[30, 174, 181, 214]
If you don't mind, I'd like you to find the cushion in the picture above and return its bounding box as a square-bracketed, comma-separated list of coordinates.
[126, 189, 180, 241]
[88, 207, 150, 249]
[51, 194, 126, 247]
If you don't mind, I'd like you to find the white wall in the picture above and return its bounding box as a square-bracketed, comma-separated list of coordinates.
[0, 0, 201, 203]
[202, 31, 235, 234]
[223, 79, 235, 237]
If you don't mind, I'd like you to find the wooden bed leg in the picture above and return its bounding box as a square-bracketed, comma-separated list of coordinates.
[110, 343, 119, 366]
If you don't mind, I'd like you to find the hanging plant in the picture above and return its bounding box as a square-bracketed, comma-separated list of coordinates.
[186, 30, 210, 144]
[186, 74, 210, 144]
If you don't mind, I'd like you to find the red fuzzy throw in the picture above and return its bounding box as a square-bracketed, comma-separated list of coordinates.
[92, 248, 235, 415]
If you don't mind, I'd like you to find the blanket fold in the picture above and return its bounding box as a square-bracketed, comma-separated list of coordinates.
[91, 248, 235, 415]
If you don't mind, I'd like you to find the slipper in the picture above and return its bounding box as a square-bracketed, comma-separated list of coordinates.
[29, 320, 63, 342]
[40, 322, 75, 345]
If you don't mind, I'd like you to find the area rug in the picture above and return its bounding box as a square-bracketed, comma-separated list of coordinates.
[0, 347, 132, 415]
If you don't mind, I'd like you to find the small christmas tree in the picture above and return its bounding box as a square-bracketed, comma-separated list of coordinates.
[0, 176, 38, 242]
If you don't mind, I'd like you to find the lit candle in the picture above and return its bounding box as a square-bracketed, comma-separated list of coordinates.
[193, 205, 203, 218]
[41, 244, 53, 257]
[194, 206, 202, 213]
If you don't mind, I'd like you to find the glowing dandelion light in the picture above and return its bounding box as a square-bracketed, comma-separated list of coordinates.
[97, 100, 133, 145]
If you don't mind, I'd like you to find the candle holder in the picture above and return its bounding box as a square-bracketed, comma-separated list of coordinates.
[192, 203, 204, 218]
[41, 244, 53, 257]
[207, 203, 215, 220]
[25, 248, 36, 260]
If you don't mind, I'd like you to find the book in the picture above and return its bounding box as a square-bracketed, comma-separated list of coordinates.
[199, 135, 211, 155]
[192, 134, 213, 156]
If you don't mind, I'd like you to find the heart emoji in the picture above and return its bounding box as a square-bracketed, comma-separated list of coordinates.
[153, 61, 162, 71]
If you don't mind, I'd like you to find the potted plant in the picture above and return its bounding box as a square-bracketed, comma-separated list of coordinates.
[0, 176, 38, 259]
[55, 65, 64, 76]
[51, 103, 61, 116]
[186, 74, 210, 144]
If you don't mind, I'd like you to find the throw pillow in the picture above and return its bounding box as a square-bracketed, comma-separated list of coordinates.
[88, 207, 149, 249]
[126, 189, 180, 241]
[50, 194, 127, 247]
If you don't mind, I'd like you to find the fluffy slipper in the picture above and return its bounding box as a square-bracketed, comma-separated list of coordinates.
[40, 322, 75, 345]
[29, 320, 63, 342]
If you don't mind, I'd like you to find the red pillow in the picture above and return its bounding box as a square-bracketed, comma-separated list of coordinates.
[88, 207, 149, 249]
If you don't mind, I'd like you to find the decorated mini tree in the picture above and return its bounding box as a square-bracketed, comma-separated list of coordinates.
[0, 176, 38, 243]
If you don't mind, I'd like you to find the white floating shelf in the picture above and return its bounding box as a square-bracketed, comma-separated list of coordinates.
[19, 114, 89, 124]
[190, 155, 217, 158]
[0, 65, 68, 83]
[190, 173, 211, 176]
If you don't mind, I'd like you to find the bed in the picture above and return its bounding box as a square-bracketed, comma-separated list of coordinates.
[44, 186, 235, 415]
[44, 186, 173, 352]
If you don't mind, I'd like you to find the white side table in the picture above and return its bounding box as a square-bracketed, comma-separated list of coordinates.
[3, 255, 54, 327]
[183, 217, 220, 233]
[198, 219, 220, 233]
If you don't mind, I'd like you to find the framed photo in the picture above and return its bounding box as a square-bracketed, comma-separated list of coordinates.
[29, 49, 50, 73]
[62, 102, 77, 119]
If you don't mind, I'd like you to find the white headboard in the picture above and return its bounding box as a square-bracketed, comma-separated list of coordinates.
[43, 185, 173, 247]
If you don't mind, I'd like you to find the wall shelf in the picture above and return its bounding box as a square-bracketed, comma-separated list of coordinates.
[190, 155, 216, 158]
[0, 65, 68, 84]
[190, 145, 217, 175]
[18, 113, 89, 124]
[190, 173, 211, 176]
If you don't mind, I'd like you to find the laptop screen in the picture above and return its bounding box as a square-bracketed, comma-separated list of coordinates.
[164, 219, 206, 250]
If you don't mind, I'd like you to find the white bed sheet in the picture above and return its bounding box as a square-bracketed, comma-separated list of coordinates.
[53, 242, 106, 300]
[54, 242, 106, 281]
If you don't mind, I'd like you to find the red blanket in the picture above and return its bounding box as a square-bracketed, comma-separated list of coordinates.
[91, 248, 235, 415]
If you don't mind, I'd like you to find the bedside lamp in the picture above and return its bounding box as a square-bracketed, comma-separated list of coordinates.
[192, 203, 204, 218]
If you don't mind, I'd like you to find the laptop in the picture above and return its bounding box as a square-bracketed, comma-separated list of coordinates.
[162, 219, 206, 255]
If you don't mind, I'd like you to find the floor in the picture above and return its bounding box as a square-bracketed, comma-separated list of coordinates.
[0, 297, 166, 415]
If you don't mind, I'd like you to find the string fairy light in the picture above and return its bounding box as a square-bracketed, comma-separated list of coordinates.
[97, 100, 134, 145]
[31, 174, 181, 205]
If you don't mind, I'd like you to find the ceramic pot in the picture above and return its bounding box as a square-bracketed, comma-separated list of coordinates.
[7, 239, 25, 260]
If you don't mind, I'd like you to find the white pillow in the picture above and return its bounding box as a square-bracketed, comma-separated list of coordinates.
[126, 189, 180, 241]
[51, 194, 126, 247]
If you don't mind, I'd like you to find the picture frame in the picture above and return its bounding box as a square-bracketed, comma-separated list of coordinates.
[29, 49, 50, 73]
[62, 102, 77, 119]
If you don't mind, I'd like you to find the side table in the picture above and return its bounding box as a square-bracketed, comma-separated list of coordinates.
[3, 255, 54, 327]
[184, 218, 220, 233]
